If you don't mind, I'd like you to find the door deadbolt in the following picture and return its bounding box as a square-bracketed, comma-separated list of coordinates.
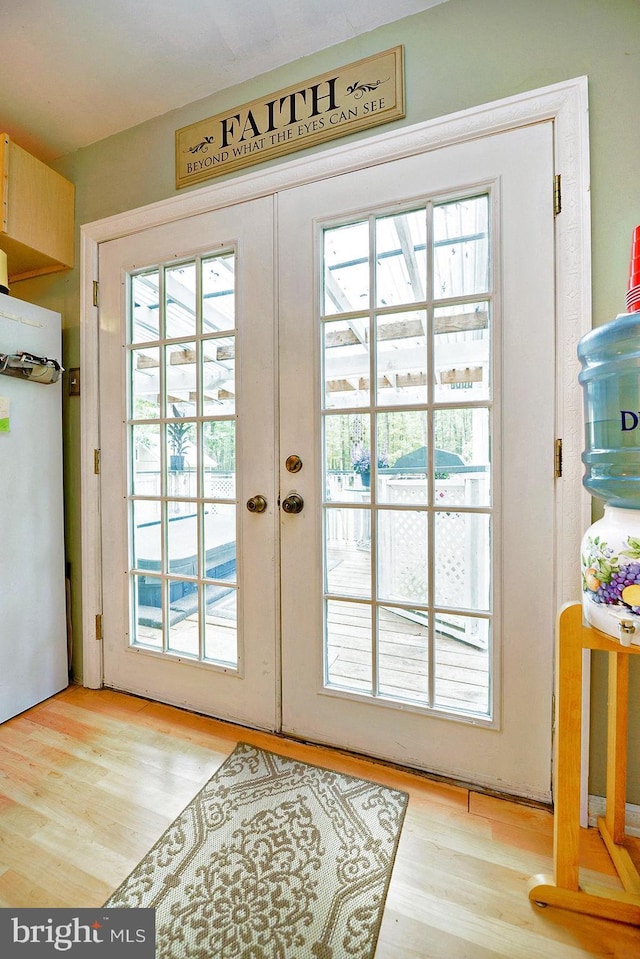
[282, 492, 304, 514]
[285, 454, 303, 473]
[246, 494, 267, 513]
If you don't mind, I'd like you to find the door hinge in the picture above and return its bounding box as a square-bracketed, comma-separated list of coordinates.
[553, 174, 562, 216]
[94, 448, 101, 474]
[554, 438, 563, 478]
[93, 280, 99, 307]
[95, 613, 103, 641]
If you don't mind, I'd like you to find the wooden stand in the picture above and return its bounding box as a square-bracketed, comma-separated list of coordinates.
[528, 602, 640, 924]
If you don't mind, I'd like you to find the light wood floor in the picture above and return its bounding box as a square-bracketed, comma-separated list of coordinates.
[0, 686, 638, 957]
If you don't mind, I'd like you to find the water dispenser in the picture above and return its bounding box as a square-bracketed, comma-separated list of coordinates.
[579, 226, 640, 644]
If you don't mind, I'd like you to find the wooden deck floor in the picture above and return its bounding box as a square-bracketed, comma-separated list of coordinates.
[327, 544, 490, 715]
[327, 603, 489, 713]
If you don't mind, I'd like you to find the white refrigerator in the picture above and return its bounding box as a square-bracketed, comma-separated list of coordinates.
[0, 291, 68, 723]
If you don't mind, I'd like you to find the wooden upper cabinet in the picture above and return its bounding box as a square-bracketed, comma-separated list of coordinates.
[1, 134, 75, 283]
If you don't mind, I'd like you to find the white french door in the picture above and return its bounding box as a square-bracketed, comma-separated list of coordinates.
[278, 123, 556, 800]
[99, 197, 279, 730]
[99, 122, 557, 799]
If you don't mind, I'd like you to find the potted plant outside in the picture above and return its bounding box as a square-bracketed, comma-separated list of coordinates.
[168, 405, 193, 470]
[351, 448, 389, 488]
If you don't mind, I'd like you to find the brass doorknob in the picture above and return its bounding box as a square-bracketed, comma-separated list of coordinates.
[282, 493, 304, 514]
[246, 494, 267, 513]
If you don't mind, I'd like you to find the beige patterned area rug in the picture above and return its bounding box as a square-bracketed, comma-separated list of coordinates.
[105, 742, 408, 958]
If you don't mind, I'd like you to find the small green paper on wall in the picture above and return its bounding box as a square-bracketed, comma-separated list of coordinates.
[0, 396, 9, 432]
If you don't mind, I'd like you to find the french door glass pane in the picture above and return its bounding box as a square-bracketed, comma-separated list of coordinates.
[131, 500, 160, 569]
[375, 209, 427, 307]
[132, 347, 159, 418]
[132, 424, 160, 495]
[323, 318, 370, 409]
[378, 606, 429, 703]
[434, 301, 490, 403]
[376, 310, 428, 406]
[376, 410, 428, 505]
[433, 407, 491, 507]
[326, 600, 372, 692]
[202, 337, 235, 414]
[434, 615, 490, 714]
[204, 587, 237, 665]
[323, 221, 369, 315]
[433, 196, 489, 298]
[203, 505, 236, 583]
[321, 192, 493, 720]
[167, 579, 198, 655]
[127, 256, 239, 669]
[166, 263, 196, 339]
[324, 412, 371, 503]
[377, 509, 428, 605]
[202, 253, 235, 332]
[434, 511, 491, 612]
[325, 507, 371, 599]
[131, 271, 160, 342]
[203, 423, 235, 497]
[167, 506, 198, 575]
[132, 573, 162, 648]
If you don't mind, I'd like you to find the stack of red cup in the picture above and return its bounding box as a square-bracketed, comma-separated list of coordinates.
[626, 225, 640, 313]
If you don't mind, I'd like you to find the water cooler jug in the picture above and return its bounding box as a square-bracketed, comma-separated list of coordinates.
[579, 226, 640, 645]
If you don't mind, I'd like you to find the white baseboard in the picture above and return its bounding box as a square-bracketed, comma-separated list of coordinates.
[588, 795, 640, 837]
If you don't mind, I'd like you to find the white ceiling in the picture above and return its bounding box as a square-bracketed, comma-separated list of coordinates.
[1, 0, 448, 163]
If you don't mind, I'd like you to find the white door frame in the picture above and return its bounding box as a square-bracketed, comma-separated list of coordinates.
[80, 78, 591, 720]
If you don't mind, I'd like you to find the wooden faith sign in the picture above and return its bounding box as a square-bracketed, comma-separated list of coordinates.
[176, 47, 404, 188]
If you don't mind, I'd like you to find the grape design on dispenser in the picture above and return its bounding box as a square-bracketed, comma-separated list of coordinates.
[582, 533, 640, 614]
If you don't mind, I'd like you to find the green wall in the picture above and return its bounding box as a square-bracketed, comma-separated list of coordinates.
[13, 0, 640, 802]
